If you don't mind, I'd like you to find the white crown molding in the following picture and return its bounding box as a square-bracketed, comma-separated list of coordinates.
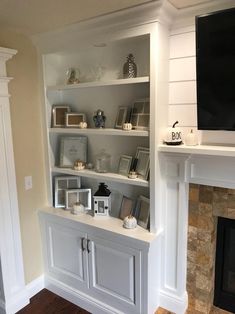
[171, 0, 235, 29]
[31, 0, 177, 53]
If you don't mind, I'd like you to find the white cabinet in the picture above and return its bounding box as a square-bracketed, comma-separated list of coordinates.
[35, 2, 173, 313]
[39, 209, 159, 314]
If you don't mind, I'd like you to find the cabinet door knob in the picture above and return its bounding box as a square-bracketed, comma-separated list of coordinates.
[81, 237, 86, 252]
[87, 239, 91, 253]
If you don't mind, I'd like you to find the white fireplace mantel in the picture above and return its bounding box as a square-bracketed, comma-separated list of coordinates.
[158, 144, 235, 314]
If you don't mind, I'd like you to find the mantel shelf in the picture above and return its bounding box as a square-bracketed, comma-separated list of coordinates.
[49, 128, 149, 137]
[52, 167, 149, 187]
[158, 144, 235, 157]
[47, 76, 150, 91]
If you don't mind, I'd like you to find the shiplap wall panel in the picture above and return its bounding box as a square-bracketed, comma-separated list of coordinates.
[169, 29, 197, 134]
[169, 81, 197, 104]
[169, 104, 197, 127]
[170, 32, 195, 59]
[169, 57, 196, 82]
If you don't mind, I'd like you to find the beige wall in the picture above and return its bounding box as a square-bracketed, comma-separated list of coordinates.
[0, 29, 47, 283]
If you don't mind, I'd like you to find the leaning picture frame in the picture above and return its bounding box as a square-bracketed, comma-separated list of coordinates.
[119, 196, 134, 220]
[52, 105, 71, 127]
[54, 176, 81, 208]
[65, 188, 91, 210]
[59, 136, 87, 167]
[117, 155, 132, 176]
[130, 99, 150, 130]
[135, 195, 150, 229]
[135, 146, 150, 180]
[65, 113, 86, 128]
[114, 106, 129, 129]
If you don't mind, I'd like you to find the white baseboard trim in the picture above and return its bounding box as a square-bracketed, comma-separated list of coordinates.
[26, 275, 45, 299]
[0, 275, 45, 314]
[45, 276, 123, 314]
[159, 290, 188, 314]
[3, 288, 29, 314]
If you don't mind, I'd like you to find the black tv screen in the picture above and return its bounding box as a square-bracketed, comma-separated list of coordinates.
[196, 7, 235, 130]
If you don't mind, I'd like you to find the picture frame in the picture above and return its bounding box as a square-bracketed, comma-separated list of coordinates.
[117, 155, 132, 176]
[65, 113, 86, 128]
[119, 196, 134, 220]
[52, 105, 71, 127]
[115, 106, 129, 129]
[130, 99, 150, 130]
[59, 136, 87, 167]
[135, 147, 150, 180]
[65, 188, 91, 210]
[135, 195, 150, 229]
[54, 176, 81, 208]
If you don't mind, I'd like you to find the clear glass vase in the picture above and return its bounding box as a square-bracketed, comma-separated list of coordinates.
[95, 149, 111, 173]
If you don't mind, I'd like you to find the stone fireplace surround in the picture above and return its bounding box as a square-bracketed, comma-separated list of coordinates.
[187, 184, 235, 313]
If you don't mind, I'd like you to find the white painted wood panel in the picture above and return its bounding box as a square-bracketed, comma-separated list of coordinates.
[169, 104, 197, 127]
[89, 239, 137, 304]
[170, 32, 195, 59]
[169, 81, 197, 105]
[169, 57, 196, 82]
[46, 221, 88, 291]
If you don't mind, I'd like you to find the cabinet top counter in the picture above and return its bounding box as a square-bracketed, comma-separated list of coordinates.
[39, 206, 159, 246]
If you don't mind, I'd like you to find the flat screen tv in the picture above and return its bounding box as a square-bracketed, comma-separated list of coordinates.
[196, 7, 235, 130]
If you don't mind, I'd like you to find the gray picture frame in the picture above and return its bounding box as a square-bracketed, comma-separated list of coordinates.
[119, 196, 134, 220]
[115, 106, 129, 129]
[59, 136, 87, 168]
[52, 105, 71, 127]
[135, 195, 150, 229]
[118, 155, 133, 176]
[135, 147, 150, 180]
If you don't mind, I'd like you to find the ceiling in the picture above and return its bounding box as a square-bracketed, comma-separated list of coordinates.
[0, 0, 211, 36]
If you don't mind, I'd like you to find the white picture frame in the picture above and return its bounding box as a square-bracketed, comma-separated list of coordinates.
[118, 155, 132, 176]
[59, 136, 87, 167]
[135, 147, 150, 180]
[65, 188, 91, 210]
[65, 113, 86, 128]
[54, 176, 81, 208]
[130, 99, 150, 130]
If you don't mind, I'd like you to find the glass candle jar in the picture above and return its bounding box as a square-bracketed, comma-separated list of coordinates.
[95, 149, 111, 173]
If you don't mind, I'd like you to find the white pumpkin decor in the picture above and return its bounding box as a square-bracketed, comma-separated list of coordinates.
[185, 129, 198, 146]
[165, 121, 182, 145]
[123, 215, 137, 229]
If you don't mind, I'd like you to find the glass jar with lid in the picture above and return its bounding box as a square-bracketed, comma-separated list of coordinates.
[95, 149, 111, 173]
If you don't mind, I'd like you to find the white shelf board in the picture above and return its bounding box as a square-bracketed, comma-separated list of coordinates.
[52, 167, 149, 187]
[49, 128, 149, 137]
[158, 143, 235, 157]
[47, 76, 150, 91]
[39, 206, 159, 244]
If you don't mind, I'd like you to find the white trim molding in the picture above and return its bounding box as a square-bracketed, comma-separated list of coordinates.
[0, 48, 30, 314]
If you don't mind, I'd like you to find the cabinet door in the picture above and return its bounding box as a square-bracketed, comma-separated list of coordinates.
[45, 220, 88, 291]
[87, 236, 142, 314]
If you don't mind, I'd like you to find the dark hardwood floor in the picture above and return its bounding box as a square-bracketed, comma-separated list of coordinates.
[17, 289, 91, 314]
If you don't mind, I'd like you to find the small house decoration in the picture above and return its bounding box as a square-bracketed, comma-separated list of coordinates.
[93, 183, 111, 217]
[164, 121, 182, 145]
